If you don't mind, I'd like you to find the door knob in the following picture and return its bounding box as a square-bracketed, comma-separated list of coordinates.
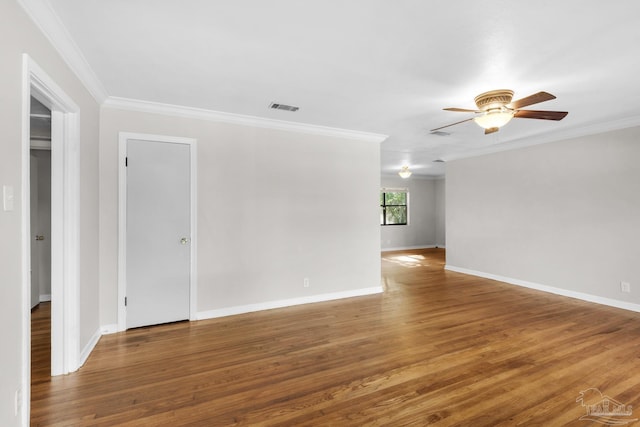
[180, 237, 189, 245]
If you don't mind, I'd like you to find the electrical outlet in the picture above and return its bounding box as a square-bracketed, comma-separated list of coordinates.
[303, 278, 310, 288]
[621, 281, 631, 293]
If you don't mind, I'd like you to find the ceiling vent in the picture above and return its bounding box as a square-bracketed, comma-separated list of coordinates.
[269, 102, 299, 112]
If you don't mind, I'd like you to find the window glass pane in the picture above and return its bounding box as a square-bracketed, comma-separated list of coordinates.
[385, 192, 406, 205]
[385, 206, 407, 225]
[380, 190, 408, 225]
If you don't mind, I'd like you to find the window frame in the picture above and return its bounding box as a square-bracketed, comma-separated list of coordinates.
[380, 188, 409, 226]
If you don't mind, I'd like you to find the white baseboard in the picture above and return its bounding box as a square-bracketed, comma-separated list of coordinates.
[381, 245, 440, 252]
[99, 287, 383, 336]
[101, 324, 118, 335]
[79, 327, 102, 368]
[39, 293, 51, 302]
[445, 265, 640, 313]
[197, 286, 383, 321]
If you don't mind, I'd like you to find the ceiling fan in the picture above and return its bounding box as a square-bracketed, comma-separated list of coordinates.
[431, 89, 568, 135]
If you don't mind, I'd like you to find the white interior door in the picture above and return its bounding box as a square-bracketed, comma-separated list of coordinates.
[126, 139, 191, 329]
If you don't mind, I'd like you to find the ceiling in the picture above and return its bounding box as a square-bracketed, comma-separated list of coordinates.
[28, 0, 640, 177]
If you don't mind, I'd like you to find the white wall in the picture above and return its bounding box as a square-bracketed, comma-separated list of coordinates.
[434, 178, 445, 247]
[446, 126, 640, 307]
[380, 176, 442, 250]
[99, 107, 382, 325]
[0, 1, 100, 425]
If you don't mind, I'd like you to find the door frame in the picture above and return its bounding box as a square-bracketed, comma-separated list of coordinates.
[21, 54, 81, 423]
[117, 132, 198, 331]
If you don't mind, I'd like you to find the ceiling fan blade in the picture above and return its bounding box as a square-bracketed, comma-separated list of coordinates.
[508, 91, 556, 109]
[430, 117, 474, 132]
[484, 127, 499, 135]
[514, 110, 568, 120]
[444, 107, 481, 113]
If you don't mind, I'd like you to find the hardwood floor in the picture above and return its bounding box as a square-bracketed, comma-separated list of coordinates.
[31, 302, 51, 387]
[31, 249, 640, 426]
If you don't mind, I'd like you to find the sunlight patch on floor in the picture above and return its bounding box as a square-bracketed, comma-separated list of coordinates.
[382, 254, 429, 268]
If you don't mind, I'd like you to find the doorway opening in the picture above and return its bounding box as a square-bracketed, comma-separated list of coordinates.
[22, 54, 81, 424]
[30, 96, 52, 383]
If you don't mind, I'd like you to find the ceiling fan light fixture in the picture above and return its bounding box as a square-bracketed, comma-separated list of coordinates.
[434, 90, 567, 135]
[473, 110, 514, 130]
[398, 165, 412, 179]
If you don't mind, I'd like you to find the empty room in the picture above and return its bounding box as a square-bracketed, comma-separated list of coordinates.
[2, 1, 640, 426]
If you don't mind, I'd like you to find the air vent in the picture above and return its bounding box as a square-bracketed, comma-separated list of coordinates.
[269, 102, 299, 112]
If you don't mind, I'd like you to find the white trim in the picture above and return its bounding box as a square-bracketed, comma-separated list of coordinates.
[79, 328, 102, 367]
[117, 136, 126, 331]
[189, 140, 198, 321]
[49, 110, 64, 375]
[197, 287, 383, 321]
[17, 0, 108, 103]
[104, 97, 388, 143]
[380, 173, 445, 180]
[101, 324, 119, 335]
[118, 132, 198, 331]
[21, 55, 31, 427]
[22, 54, 82, 427]
[39, 294, 51, 303]
[381, 245, 438, 252]
[28, 57, 82, 376]
[442, 115, 640, 163]
[380, 187, 409, 193]
[444, 265, 640, 313]
[60, 110, 81, 374]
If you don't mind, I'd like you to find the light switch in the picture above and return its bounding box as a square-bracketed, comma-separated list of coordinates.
[3, 185, 14, 211]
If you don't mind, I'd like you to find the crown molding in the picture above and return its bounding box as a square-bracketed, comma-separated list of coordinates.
[380, 173, 445, 180]
[442, 115, 640, 163]
[103, 96, 388, 143]
[18, 0, 108, 103]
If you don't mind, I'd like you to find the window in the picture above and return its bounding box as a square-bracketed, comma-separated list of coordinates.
[380, 189, 408, 225]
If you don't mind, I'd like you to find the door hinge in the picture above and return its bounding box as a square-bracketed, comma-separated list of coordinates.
[124, 296, 127, 306]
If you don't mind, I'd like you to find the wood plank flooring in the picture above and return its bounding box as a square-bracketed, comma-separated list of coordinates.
[31, 302, 51, 387]
[31, 249, 640, 426]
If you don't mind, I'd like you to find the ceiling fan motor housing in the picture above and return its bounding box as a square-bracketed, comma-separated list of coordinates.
[432, 89, 567, 134]
[474, 89, 514, 111]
